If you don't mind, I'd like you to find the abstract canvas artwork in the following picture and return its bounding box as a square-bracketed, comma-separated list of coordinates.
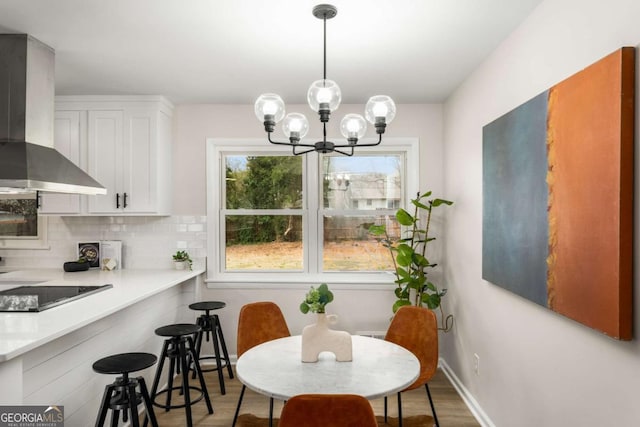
[482, 47, 634, 340]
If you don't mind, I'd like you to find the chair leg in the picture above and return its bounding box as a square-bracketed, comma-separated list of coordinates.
[95, 385, 114, 427]
[186, 335, 214, 414]
[178, 340, 193, 427]
[191, 317, 205, 380]
[128, 382, 140, 427]
[425, 384, 440, 427]
[269, 397, 274, 427]
[149, 340, 169, 404]
[215, 315, 234, 379]
[397, 392, 403, 427]
[210, 320, 226, 395]
[110, 409, 119, 427]
[138, 377, 158, 427]
[384, 396, 388, 423]
[232, 384, 246, 427]
[165, 347, 176, 411]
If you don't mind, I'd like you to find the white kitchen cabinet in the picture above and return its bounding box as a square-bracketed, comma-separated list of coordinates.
[39, 110, 84, 214]
[44, 96, 173, 216]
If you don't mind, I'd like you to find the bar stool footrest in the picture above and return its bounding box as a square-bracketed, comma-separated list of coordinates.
[191, 355, 230, 372]
[152, 386, 205, 410]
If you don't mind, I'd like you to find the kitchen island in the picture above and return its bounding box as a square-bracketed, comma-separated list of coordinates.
[0, 267, 205, 426]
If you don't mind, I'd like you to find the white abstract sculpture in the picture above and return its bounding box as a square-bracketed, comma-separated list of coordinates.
[301, 313, 353, 362]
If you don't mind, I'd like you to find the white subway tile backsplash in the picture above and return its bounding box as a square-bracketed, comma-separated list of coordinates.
[187, 224, 203, 232]
[188, 240, 204, 249]
[180, 216, 196, 224]
[0, 215, 207, 270]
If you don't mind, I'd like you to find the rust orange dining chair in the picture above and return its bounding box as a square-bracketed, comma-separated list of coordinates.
[384, 305, 439, 427]
[279, 394, 378, 427]
[232, 301, 291, 427]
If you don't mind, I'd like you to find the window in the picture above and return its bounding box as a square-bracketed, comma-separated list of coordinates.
[0, 193, 48, 249]
[207, 138, 419, 284]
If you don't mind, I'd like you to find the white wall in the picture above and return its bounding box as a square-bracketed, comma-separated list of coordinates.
[172, 103, 445, 353]
[442, 0, 640, 426]
[172, 103, 444, 214]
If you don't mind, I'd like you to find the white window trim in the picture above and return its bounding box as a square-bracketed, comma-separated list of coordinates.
[205, 137, 419, 287]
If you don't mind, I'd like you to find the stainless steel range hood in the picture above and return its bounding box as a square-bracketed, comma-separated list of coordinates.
[0, 34, 106, 195]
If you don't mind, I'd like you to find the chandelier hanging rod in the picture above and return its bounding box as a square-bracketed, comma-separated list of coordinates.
[254, 4, 396, 156]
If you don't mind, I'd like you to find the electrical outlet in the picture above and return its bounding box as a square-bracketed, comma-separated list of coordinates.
[473, 353, 480, 376]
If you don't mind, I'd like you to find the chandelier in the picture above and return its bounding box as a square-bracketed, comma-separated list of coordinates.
[254, 4, 396, 156]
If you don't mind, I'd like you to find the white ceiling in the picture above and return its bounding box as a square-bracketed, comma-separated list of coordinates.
[0, 0, 542, 105]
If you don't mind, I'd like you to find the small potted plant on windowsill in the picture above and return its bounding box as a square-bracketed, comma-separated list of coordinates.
[172, 250, 192, 270]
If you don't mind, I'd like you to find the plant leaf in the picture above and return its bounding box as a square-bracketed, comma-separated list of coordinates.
[422, 293, 441, 309]
[397, 243, 413, 256]
[368, 224, 386, 235]
[431, 198, 453, 207]
[395, 209, 415, 226]
[396, 268, 411, 279]
[392, 299, 412, 313]
[299, 302, 309, 314]
[412, 253, 429, 267]
[396, 252, 411, 267]
[412, 200, 430, 210]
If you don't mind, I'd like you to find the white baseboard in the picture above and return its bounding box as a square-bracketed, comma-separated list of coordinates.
[439, 358, 496, 427]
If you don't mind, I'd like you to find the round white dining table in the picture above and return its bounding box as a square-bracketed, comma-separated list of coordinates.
[235, 334, 420, 401]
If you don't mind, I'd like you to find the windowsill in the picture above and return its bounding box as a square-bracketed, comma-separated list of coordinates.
[204, 279, 398, 291]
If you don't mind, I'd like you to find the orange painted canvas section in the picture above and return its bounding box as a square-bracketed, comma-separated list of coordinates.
[547, 48, 634, 340]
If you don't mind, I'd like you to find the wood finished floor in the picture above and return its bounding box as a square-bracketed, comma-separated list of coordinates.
[153, 366, 480, 426]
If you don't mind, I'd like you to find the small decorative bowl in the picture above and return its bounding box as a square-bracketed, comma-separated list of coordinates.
[63, 261, 90, 272]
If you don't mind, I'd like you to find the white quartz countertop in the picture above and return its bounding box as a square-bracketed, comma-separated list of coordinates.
[0, 268, 204, 362]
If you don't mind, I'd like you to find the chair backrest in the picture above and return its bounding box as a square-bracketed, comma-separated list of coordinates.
[384, 305, 438, 390]
[279, 394, 378, 427]
[236, 301, 291, 357]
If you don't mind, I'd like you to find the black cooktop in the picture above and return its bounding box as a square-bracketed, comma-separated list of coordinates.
[0, 284, 113, 312]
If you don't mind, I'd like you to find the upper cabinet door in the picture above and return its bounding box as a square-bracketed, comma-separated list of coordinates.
[39, 110, 83, 214]
[87, 110, 124, 214]
[52, 95, 173, 216]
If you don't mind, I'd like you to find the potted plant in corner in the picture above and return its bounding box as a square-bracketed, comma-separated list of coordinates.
[369, 191, 454, 332]
[172, 250, 192, 270]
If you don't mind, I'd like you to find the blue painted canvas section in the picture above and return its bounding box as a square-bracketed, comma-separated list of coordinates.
[482, 91, 549, 307]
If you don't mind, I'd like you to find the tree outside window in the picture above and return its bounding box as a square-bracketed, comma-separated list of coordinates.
[208, 138, 419, 283]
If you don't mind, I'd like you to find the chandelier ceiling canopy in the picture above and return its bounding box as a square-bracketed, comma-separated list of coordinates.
[254, 4, 396, 156]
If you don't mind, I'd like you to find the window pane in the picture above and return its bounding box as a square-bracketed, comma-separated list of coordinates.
[0, 195, 38, 238]
[322, 155, 402, 210]
[322, 214, 400, 271]
[226, 155, 303, 209]
[225, 215, 303, 270]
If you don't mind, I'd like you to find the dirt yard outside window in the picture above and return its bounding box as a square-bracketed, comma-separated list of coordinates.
[225, 240, 394, 271]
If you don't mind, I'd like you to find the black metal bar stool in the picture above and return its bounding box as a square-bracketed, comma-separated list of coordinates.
[93, 352, 158, 427]
[189, 301, 234, 394]
[148, 323, 213, 427]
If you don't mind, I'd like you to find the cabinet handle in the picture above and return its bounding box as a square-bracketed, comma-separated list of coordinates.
[36, 191, 41, 209]
[123, 193, 128, 208]
[116, 193, 120, 209]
